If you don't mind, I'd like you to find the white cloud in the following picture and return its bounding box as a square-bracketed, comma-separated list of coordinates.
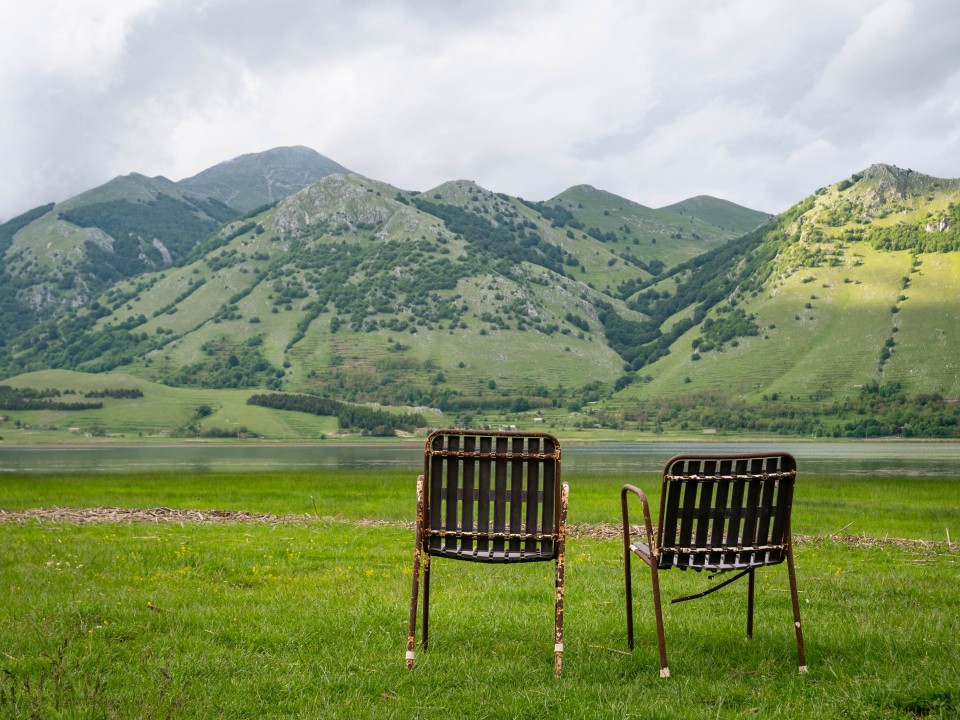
[2, 0, 960, 221]
[0, 1, 158, 82]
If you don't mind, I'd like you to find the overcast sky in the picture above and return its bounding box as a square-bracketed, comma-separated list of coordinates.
[3, 0, 960, 222]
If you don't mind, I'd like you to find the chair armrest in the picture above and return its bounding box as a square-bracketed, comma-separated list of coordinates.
[621, 484, 656, 553]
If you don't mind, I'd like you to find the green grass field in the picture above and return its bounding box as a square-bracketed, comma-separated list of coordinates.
[1, 469, 958, 540]
[1, 470, 958, 718]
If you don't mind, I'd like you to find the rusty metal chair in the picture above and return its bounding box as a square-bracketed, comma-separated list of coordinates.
[621, 452, 807, 677]
[406, 429, 569, 676]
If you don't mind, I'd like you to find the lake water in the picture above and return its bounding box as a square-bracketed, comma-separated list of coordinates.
[1, 441, 959, 476]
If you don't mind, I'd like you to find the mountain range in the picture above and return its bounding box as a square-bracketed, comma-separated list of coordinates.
[0, 148, 957, 440]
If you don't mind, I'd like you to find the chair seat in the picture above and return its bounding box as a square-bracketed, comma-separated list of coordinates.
[631, 541, 786, 571]
[631, 541, 788, 571]
[663, 555, 787, 572]
[429, 546, 554, 563]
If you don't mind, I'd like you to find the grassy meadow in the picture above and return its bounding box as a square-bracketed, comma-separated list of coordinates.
[1, 469, 958, 718]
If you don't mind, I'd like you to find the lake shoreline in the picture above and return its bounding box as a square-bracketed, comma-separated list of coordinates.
[3, 439, 960, 476]
[2, 435, 957, 450]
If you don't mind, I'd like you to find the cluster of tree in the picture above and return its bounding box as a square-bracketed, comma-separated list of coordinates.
[250, 392, 343, 416]
[247, 392, 425, 435]
[272, 278, 310, 307]
[595, 302, 661, 368]
[262, 236, 470, 344]
[9, 317, 157, 376]
[225, 221, 264, 242]
[182, 202, 276, 265]
[616, 278, 646, 300]
[564, 312, 590, 332]
[619, 253, 666, 276]
[166, 338, 282, 389]
[102, 279, 152, 311]
[866, 220, 960, 253]
[61, 195, 223, 264]
[599, 218, 785, 373]
[586, 384, 959, 438]
[78, 237, 160, 285]
[691, 307, 760, 355]
[303, 357, 576, 414]
[820, 383, 960, 436]
[83, 388, 144, 399]
[204, 247, 250, 272]
[306, 362, 459, 410]
[586, 226, 618, 243]
[412, 197, 571, 276]
[818, 196, 866, 227]
[171, 424, 259, 439]
[0, 385, 103, 411]
[0, 385, 60, 399]
[517, 199, 585, 230]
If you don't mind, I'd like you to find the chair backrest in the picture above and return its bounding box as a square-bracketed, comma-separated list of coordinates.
[657, 453, 796, 571]
[423, 429, 562, 563]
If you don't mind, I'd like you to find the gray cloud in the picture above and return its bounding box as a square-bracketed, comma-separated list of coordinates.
[2, 0, 960, 222]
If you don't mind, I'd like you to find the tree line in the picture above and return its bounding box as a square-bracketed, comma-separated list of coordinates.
[0, 386, 103, 411]
[247, 393, 426, 435]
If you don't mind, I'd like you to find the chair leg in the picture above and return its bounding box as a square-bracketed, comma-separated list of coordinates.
[621, 487, 668, 677]
[624, 541, 634, 650]
[407, 475, 425, 669]
[554, 551, 565, 677]
[649, 561, 670, 678]
[746, 568, 756, 639]
[554, 482, 568, 678]
[422, 555, 431, 650]
[406, 539, 421, 669]
[620, 485, 637, 651]
[786, 547, 808, 673]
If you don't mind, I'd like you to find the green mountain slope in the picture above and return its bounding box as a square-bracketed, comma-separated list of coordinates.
[662, 194, 774, 233]
[607, 164, 960, 436]
[0, 174, 232, 338]
[0, 170, 755, 412]
[5, 158, 955, 440]
[177, 145, 351, 212]
[0, 148, 355, 344]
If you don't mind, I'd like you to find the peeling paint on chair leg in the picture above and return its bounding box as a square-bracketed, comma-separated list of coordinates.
[406, 475, 426, 670]
[554, 484, 569, 678]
